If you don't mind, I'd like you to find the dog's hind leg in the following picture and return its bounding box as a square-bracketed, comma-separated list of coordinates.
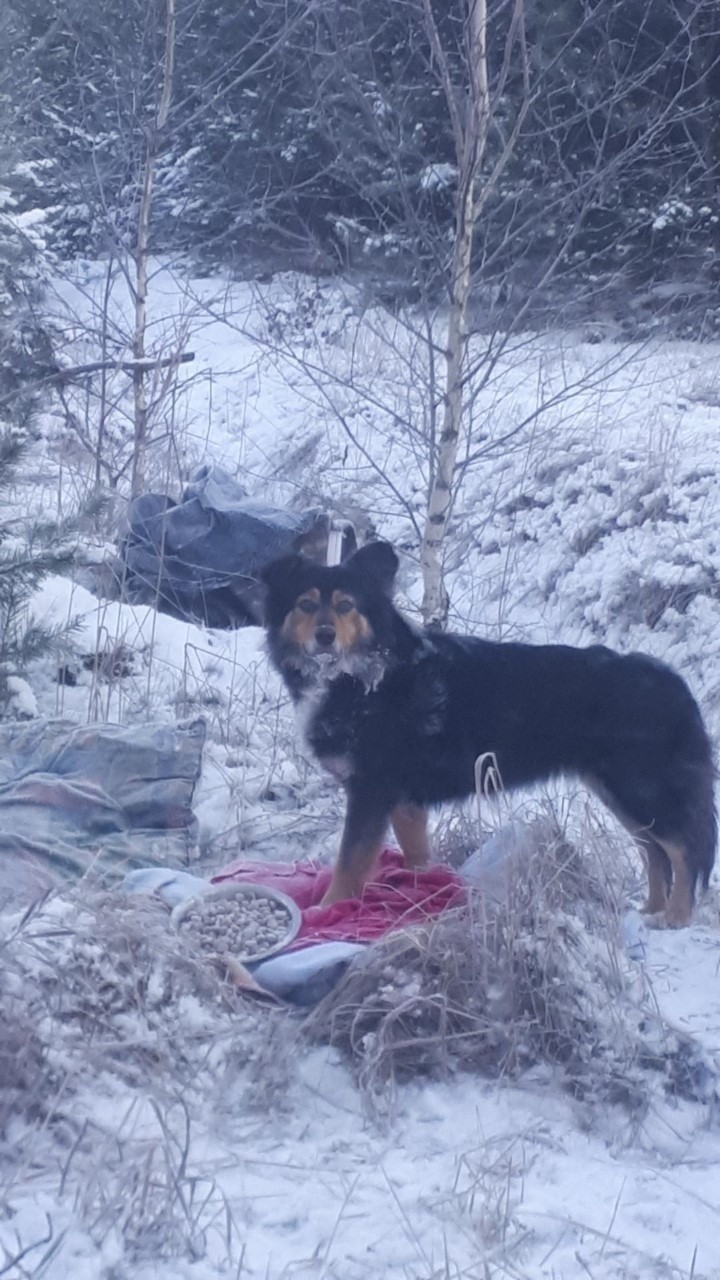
[653, 837, 695, 928]
[635, 836, 672, 916]
[589, 773, 708, 926]
[634, 832, 702, 927]
[391, 803, 431, 869]
[321, 782, 395, 906]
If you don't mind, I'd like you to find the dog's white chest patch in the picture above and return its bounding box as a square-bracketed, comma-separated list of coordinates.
[292, 650, 387, 742]
[294, 682, 326, 742]
[293, 683, 353, 783]
[321, 754, 352, 782]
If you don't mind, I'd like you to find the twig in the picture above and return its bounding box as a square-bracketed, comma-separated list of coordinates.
[61, 352, 195, 378]
[0, 353, 195, 406]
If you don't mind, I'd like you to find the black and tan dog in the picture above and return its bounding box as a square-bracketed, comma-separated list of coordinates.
[262, 541, 716, 925]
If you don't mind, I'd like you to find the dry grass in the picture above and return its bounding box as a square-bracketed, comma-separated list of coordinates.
[0, 886, 295, 1269]
[0, 888, 296, 1092]
[304, 817, 715, 1116]
[0, 973, 57, 1140]
[0, 825, 716, 1277]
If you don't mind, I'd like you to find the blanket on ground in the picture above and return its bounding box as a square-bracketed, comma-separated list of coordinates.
[0, 717, 206, 909]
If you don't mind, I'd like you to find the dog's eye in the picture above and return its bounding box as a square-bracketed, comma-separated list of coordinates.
[335, 599, 355, 615]
[296, 598, 319, 615]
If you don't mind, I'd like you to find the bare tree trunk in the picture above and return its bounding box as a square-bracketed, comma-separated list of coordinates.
[420, 183, 476, 627]
[687, 3, 720, 200]
[130, 0, 176, 498]
[420, 0, 490, 628]
[96, 256, 114, 492]
[131, 157, 151, 497]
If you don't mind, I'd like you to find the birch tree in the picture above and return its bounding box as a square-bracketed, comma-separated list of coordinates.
[419, 0, 528, 626]
[130, 0, 176, 497]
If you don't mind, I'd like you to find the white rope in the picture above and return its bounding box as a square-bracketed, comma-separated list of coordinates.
[326, 527, 344, 566]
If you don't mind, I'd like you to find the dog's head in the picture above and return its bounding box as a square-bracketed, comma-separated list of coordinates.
[261, 541, 399, 669]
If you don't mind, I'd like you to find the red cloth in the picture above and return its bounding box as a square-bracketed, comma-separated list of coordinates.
[211, 846, 466, 950]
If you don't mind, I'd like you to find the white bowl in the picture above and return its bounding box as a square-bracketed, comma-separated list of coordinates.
[171, 882, 302, 963]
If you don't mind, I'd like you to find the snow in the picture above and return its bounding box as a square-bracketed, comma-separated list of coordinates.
[651, 200, 694, 232]
[5, 674, 39, 719]
[419, 162, 457, 191]
[3, 261, 720, 1278]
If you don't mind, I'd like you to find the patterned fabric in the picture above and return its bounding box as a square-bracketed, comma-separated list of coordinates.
[0, 717, 206, 908]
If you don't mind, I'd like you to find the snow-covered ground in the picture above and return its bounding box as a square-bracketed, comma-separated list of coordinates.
[3, 262, 720, 1279]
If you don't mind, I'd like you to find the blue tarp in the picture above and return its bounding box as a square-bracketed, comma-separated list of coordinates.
[120, 465, 340, 627]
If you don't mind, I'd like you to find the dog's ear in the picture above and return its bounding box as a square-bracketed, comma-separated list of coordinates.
[260, 553, 307, 599]
[348, 541, 399, 595]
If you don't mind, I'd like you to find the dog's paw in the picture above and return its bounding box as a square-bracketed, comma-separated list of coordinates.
[642, 910, 670, 930]
[644, 910, 690, 930]
[639, 897, 668, 916]
[319, 878, 364, 907]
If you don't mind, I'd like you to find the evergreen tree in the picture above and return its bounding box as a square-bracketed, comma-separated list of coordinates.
[0, 197, 78, 718]
[2, 0, 719, 312]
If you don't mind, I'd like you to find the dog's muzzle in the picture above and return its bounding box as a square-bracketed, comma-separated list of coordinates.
[314, 625, 337, 650]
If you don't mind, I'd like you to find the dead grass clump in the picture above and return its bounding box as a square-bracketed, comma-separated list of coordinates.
[0, 977, 57, 1138]
[1, 887, 294, 1102]
[0, 889, 294, 1271]
[304, 820, 714, 1113]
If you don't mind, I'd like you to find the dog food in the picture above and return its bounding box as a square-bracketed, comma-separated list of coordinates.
[179, 892, 294, 958]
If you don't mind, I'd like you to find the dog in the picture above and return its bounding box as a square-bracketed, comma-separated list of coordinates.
[262, 540, 716, 926]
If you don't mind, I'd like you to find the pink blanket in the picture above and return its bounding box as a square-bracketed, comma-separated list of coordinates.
[211, 846, 467, 950]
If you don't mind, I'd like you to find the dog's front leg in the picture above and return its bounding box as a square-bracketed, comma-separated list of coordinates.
[391, 803, 431, 869]
[320, 782, 395, 906]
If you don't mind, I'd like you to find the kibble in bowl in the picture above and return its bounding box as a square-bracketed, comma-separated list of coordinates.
[171, 883, 301, 963]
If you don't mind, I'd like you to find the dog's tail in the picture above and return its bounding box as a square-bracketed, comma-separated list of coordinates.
[683, 726, 717, 897]
[694, 761, 717, 894]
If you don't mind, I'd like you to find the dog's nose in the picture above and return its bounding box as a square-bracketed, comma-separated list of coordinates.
[315, 625, 336, 649]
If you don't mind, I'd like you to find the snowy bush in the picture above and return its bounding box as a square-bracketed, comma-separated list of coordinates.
[305, 817, 716, 1117]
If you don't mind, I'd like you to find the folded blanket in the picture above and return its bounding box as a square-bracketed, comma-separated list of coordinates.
[0, 717, 206, 909]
